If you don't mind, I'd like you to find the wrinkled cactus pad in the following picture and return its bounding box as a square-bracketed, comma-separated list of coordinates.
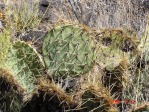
[42, 23, 95, 78]
[96, 29, 139, 71]
[2, 41, 44, 94]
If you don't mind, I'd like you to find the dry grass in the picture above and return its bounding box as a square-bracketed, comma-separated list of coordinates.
[35, 0, 147, 37]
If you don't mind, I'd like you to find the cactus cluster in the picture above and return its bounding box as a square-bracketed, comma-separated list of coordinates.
[0, 21, 149, 112]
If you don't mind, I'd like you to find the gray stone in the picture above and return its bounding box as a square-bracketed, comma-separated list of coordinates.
[142, 0, 149, 9]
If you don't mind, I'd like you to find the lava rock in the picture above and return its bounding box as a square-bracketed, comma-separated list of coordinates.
[121, 39, 134, 52]
[20, 30, 46, 42]
[102, 37, 112, 46]
[142, 0, 149, 9]
[0, 4, 5, 10]
[38, 0, 50, 20]
[40, 0, 49, 7]
[62, 78, 79, 93]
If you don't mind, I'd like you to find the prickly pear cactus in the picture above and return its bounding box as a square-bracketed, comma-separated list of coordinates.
[94, 29, 139, 111]
[42, 23, 95, 78]
[79, 89, 117, 112]
[0, 69, 23, 112]
[22, 81, 77, 112]
[95, 29, 139, 71]
[0, 29, 10, 64]
[2, 41, 44, 95]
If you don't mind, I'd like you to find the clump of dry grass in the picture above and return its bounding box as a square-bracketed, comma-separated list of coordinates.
[2, 0, 42, 37]
[125, 17, 149, 112]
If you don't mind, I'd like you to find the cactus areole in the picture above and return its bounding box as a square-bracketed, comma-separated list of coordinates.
[42, 24, 95, 78]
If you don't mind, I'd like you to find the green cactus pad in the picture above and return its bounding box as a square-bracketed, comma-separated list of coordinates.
[2, 41, 44, 94]
[0, 41, 44, 111]
[96, 29, 138, 71]
[42, 23, 95, 78]
[0, 70, 23, 112]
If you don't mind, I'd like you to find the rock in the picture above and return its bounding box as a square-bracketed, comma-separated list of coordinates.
[20, 30, 46, 42]
[142, 0, 149, 9]
[18, 30, 46, 53]
[38, 0, 50, 20]
[0, 4, 4, 10]
[62, 77, 79, 93]
[39, 0, 49, 7]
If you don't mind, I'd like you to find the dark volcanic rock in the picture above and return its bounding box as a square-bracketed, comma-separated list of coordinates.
[142, 0, 149, 9]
